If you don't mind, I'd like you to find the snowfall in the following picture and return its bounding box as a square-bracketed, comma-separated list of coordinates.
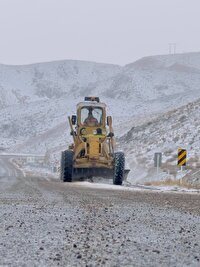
[1, 52, 200, 187]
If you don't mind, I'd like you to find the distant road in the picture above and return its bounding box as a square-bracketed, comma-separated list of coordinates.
[0, 156, 200, 266]
[0, 156, 24, 177]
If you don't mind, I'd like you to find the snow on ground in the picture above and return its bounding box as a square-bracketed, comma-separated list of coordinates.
[62, 181, 200, 194]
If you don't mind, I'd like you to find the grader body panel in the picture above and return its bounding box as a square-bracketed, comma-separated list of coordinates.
[60, 97, 129, 185]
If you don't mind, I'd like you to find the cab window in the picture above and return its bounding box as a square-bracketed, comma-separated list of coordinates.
[81, 107, 103, 126]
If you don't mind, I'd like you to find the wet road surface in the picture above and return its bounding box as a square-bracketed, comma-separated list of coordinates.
[0, 157, 200, 267]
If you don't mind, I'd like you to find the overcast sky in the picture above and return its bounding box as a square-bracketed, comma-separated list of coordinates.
[0, 0, 200, 65]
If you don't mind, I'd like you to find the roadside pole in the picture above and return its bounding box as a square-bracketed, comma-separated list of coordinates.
[157, 154, 160, 174]
[177, 148, 187, 185]
[154, 153, 162, 175]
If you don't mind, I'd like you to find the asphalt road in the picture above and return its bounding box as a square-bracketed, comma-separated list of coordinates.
[0, 157, 200, 267]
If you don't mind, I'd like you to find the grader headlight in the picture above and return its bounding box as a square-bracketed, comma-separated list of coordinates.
[80, 128, 87, 135]
[93, 129, 97, 135]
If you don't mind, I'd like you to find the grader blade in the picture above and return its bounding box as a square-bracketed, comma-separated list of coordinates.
[73, 167, 114, 180]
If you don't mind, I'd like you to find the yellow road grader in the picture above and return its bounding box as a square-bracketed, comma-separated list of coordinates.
[60, 97, 129, 185]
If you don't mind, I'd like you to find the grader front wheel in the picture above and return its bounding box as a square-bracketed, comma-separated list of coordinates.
[60, 150, 74, 182]
[113, 152, 125, 185]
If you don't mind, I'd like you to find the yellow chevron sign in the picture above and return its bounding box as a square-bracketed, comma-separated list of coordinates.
[178, 149, 187, 166]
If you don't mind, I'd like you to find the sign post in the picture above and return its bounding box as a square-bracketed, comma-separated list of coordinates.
[154, 153, 162, 174]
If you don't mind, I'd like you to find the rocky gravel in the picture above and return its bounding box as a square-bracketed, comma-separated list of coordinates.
[1, 158, 200, 266]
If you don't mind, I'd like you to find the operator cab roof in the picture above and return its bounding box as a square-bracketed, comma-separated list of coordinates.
[77, 97, 106, 109]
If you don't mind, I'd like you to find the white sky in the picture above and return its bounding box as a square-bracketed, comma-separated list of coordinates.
[0, 0, 200, 65]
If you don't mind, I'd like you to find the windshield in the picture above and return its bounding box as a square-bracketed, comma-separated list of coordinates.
[81, 107, 103, 126]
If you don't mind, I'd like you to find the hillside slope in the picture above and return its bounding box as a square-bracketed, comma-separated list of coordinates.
[0, 60, 121, 109]
[121, 98, 200, 182]
[1, 52, 200, 163]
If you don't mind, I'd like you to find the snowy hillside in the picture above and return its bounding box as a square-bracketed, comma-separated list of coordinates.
[108, 52, 200, 113]
[1, 52, 200, 182]
[0, 60, 121, 109]
[121, 98, 200, 183]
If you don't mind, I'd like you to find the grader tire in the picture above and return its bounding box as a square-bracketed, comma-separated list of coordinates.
[60, 150, 74, 182]
[113, 152, 125, 185]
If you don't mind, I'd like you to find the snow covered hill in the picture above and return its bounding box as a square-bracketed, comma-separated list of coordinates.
[121, 98, 200, 182]
[110, 52, 200, 113]
[1, 52, 200, 183]
[0, 60, 121, 109]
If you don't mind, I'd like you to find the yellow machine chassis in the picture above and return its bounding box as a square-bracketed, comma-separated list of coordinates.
[60, 97, 129, 183]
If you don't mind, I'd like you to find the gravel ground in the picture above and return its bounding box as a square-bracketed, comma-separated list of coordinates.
[0, 157, 200, 267]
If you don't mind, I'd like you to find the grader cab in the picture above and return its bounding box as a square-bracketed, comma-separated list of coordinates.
[60, 97, 128, 185]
